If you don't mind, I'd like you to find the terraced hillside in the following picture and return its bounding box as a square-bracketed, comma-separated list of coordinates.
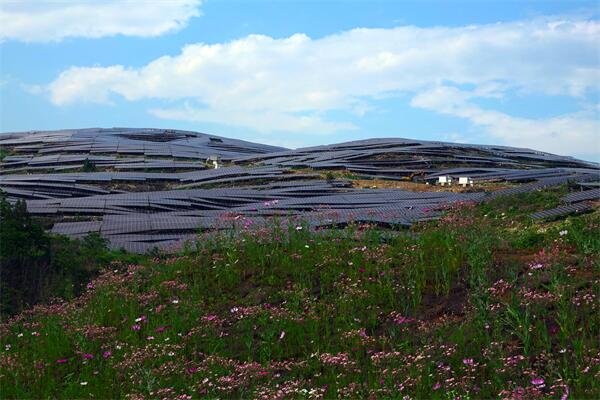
[1, 128, 598, 252]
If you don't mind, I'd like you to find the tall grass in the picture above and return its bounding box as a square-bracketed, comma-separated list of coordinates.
[1, 192, 598, 399]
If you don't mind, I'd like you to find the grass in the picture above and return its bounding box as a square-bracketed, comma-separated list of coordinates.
[1, 188, 598, 399]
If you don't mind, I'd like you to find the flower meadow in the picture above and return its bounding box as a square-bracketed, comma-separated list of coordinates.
[1, 187, 599, 399]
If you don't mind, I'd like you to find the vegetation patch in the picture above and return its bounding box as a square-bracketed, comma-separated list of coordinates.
[0, 189, 598, 399]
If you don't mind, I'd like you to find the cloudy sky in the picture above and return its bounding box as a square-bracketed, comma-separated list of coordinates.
[1, 0, 599, 160]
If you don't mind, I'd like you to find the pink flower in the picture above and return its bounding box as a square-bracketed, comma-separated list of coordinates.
[83, 353, 93, 359]
[56, 359, 68, 364]
[103, 351, 111, 359]
[147, 336, 155, 340]
[86, 282, 94, 290]
[131, 324, 141, 331]
[155, 326, 167, 333]
[433, 383, 442, 391]
[279, 331, 286, 340]
[463, 358, 474, 366]
[531, 377, 545, 387]
[392, 315, 414, 325]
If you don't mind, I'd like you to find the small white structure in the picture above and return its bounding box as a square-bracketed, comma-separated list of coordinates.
[458, 177, 474, 187]
[438, 176, 453, 186]
[206, 155, 221, 169]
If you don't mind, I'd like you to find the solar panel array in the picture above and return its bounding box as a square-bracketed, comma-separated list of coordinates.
[1, 128, 598, 252]
[235, 137, 598, 183]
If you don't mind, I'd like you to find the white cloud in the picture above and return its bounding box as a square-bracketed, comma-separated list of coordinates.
[42, 16, 600, 155]
[149, 103, 356, 134]
[411, 86, 600, 158]
[0, 0, 201, 42]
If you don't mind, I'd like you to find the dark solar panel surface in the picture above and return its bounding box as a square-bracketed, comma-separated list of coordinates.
[1, 128, 597, 252]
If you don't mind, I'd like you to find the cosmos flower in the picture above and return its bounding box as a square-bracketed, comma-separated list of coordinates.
[531, 377, 545, 387]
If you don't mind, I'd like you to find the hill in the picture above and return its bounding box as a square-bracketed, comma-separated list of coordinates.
[0, 185, 598, 398]
[1, 128, 598, 253]
[0, 129, 599, 398]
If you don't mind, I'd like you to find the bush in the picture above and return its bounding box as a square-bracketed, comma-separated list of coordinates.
[0, 192, 110, 316]
[82, 158, 97, 172]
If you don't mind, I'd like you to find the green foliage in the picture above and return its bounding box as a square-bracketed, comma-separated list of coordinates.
[82, 159, 97, 172]
[478, 186, 566, 220]
[0, 146, 9, 161]
[0, 192, 110, 316]
[0, 189, 598, 399]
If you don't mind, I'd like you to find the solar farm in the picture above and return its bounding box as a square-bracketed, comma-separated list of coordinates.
[1, 128, 598, 253]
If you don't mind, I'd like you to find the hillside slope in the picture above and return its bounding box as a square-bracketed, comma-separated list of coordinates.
[1, 187, 599, 399]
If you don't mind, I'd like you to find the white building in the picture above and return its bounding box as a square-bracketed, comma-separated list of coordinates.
[458, 177, 473, 187]
[206, 155, 221, 169]
[438, 176, 452, 186]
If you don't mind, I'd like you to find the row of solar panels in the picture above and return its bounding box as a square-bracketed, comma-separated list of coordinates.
[0, 166, 299, 199]
[0, 128, 286, 161]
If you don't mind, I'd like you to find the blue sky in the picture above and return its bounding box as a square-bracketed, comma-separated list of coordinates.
[1, 0, 599, 160]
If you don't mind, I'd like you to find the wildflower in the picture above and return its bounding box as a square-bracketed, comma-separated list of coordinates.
[295, 226, 303, 231]
[103, 351, 111, 359]
[147, 336, 155, 340]
[80, 382, 88, 386]
[83, 353, 93, 359]
[172, 299, 179, 304]
[131, 324, 141, 331]
[17, 333, 23, 338]
[463, 358, 475, 366]
[531, 377, 545, 387]
[433, 383, 442, 391]
[389, 312, 414, 325]
[4, 344, 11, 350]
[134, 316, 146, 323]
[279, 331, 286, 340]
[561, 386, 570, 400]
[56, 359, 68, 364]
[559, 230, 568, 236]
[31, 331, 40, 336]
[86, 282, 94, 290]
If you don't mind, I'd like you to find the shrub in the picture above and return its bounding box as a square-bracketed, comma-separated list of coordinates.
[0, 192, 110, 316]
